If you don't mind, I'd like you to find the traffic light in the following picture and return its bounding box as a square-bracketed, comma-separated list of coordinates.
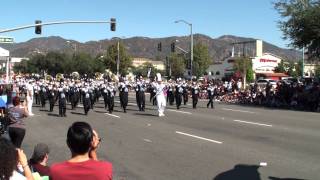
[110, 18, 116, 31]
[35, 20, 42, 34]
[171, 42, 175, 53]
[157, 42, 162, 51]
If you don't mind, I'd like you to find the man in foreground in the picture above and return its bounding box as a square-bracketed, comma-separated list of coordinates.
[50, 121, 112, 180]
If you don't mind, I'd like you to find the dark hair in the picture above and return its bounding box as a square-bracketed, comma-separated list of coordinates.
[12, 96, 20, 106]
[66, 122, 93, 155]
[0, 137, 18, 180]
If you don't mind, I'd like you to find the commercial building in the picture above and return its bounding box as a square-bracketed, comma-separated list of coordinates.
[132, 57, 165, 71]
[207, 40, 287, 80]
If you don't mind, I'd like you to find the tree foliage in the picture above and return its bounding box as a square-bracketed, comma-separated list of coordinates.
[192, 43, 211, 78]
[101, 42, 132, 76]
[274, 60, 286, 73]
[169, 53, 186, 78]
[274, 0, 320, 58]
[131, 62, 164, 78]
[233, 57, 254, 82]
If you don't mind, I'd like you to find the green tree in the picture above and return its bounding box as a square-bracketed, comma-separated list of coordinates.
[103, 42, 132, 75]
[233, 57, 254, 82]
[287, 61, 298, 77]
[274, 0, 320, 58]
[169, 53, 186, 78]
[193, 43, 211, 78]
[274, 60, 286, 73]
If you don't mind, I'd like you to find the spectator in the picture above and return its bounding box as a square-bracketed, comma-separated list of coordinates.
[29, 143, 50, 176]
[8, 96, 29, 148]
[0, 137, 34, 180]
[50, 121, 112, 180]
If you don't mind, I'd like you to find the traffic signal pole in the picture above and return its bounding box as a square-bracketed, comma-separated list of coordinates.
[0, 20, 115, 34]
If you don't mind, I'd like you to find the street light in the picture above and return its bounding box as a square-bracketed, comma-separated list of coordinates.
[113, 36, 125, 77]
[66, 40, 77, 54]
[175, 20, 193, 79]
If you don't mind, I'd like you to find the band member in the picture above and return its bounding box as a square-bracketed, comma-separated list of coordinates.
[154, 73, 166, 117]
[107, 83, 116, 114]
[119, 78, 129, 113]
[26, 81, 34, 116]
[167, 80, 175, 105]
[182, 81, 189, 105]
[82, 84, 91, 115]
[207, 83, 215, 109]
[191, 82, 200, 109]
[135, 76, 146, 111]
[57, 84, 67, 117]
[39, 84, 48, 108]
[101, 83, 109, 110]
[69, 84, 79, 110]
[175, 79, 183, 109]
[47, 84, 56, 112]
[34, 83, 41, 105]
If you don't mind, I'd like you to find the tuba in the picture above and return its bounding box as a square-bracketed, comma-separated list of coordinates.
[71, 71, 80, 80]
[56, 73, 64, 82]
[45, 74, 53, 81]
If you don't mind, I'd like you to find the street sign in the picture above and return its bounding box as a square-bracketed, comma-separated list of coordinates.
[0, 37, 14, 43]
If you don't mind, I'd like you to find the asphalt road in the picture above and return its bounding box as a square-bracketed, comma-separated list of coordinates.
[21, 94, 319, 180]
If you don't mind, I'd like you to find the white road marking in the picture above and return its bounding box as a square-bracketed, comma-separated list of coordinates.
[233, 120, 273, 127]
[143, 138, 152, 143]
[147, 124, 151, 126]
[176, 131, 223, 144]
[167, 109, 192, 114]
[222, 108, 256, 114]
[104, 113, 120, 118]
[259, 162, 268, 167]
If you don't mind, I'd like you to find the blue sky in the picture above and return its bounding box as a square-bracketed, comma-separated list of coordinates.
[0, 0, 289, 48]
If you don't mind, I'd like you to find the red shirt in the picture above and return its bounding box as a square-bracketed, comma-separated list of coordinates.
[50, 159, 112, 180]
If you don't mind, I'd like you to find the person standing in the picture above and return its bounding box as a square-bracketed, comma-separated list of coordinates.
[39, 84, 48, 108]
[47, 84, 56, 112]
[191, 82, 200, 109]
[8, 96, 29, 148]
[26, 80, 34, 116]
[175, 79, 183, 109]
[119, 79, 129, 113]
[167, 80, 175, 105]
[154, 73, 166, 117]
[207, 83, 215, 109]
[82, 84, 91, 115]
[182, 81, 189, 105]
[57, 84, 67, 117]
[135, 77, 146, 111]
[107, 83, 116, 114]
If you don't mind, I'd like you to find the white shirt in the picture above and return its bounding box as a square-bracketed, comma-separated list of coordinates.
[10, 170, 26, 180]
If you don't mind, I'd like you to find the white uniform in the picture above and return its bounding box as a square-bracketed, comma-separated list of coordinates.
[154, 82, 166, 116]
[26, 83, 34, 115]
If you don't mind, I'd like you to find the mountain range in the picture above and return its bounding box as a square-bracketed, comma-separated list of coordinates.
[0, 34, 301, 63]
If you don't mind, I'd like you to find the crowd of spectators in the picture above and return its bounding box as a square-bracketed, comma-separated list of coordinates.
[206, 78, 320, 112]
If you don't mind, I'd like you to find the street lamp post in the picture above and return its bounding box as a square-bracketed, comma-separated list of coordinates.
[117, 40, 120, 77]
[175, 20, 193, 79]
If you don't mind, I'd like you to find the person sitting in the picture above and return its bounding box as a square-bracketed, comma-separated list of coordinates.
[29, 143, 50, 177]
[50, 121, 112, 180]
[0, 137, 34, 180]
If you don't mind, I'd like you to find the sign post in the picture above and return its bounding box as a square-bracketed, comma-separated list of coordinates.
[0, 37, 14, 43]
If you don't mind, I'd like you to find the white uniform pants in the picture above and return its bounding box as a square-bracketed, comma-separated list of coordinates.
[156, 95, 166, 115]
[27, 96, 33, 115]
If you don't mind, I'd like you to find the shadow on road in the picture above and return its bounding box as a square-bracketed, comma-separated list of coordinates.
[47, 113, 60, 117]
[133, 113, 157, 117]
[39, 109, 50, 112]
[213, 164, 261, 180]
[269, 176, 307, 180]
[70, 112, 87, 116]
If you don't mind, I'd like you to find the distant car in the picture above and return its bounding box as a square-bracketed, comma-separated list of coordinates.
[256, 79, 277, 89]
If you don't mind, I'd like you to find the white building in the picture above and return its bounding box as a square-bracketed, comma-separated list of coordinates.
[207, 40, 285, 80]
